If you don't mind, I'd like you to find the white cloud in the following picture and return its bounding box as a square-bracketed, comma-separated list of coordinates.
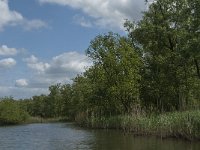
[24, 52, 91, 74]
[49, 52, 91, 73]
[15, 79, 28, 87]
[23, 55, 38, 64]
[0, 52, 91, 99]
[22, 19, 48, 31]
[24, 55, 50, 73]
[0, 45, 17, 56]
[0, 0, 23, 31]
[23, 52, 91, 89]
[39, 0, 147, 30]
[0, 58, 16, 68]
[0, 0, 47, 31]
[28, 62, 50, 73]
[0, 86, 49, 99]
[73, 15, 92, 28]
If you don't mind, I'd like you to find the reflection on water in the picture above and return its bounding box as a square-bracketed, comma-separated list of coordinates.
[0, 123, 199, 150]
[91, 130, 199, 150]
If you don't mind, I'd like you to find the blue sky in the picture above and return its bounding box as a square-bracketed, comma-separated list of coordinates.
[0, 0, 148, 99]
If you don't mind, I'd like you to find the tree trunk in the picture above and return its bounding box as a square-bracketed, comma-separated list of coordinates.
[194, 58, 200, 79]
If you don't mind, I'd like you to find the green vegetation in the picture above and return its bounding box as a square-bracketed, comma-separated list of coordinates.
[25, 117, 67, 124]
[0, 0, 199, 140]
[76, 111, 200, 141]
[0, 97, 29, 125]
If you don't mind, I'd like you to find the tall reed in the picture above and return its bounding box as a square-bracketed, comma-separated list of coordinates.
[76, 110, 200, 141]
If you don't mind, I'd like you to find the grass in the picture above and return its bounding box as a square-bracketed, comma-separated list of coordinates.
[76, 110, 200, 141]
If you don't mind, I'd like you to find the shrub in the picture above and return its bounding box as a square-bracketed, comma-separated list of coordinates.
[0, 99, 29, 125]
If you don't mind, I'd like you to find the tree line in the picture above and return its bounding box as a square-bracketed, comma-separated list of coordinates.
[0, 0, 200, 124]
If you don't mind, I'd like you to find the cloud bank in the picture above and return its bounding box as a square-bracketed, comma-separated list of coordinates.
[1, 51, 91, 99]
[39, 0, 147, 30]
[20, 51, 91, 91]
[0, 0, 47, 31]
[24, 52, 91, 85]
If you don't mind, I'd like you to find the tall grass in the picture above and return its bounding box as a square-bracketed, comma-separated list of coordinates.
[76, 110, 200, 141]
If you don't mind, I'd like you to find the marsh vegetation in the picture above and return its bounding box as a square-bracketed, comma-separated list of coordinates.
[1, 0, 200, 141]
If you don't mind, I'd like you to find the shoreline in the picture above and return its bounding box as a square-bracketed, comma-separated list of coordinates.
[75, 110, 200, 141]
[1, 111, 200, 141]
[25, 117, 70, 124]
[0, 117, 70, 126]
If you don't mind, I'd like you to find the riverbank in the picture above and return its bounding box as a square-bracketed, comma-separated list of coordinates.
[76, 110, 200, 141]
[0, 117, 69, 126]
[1, 109, 199, 141]
[1, 122, 199, 150]
[25, 117, 70, 124]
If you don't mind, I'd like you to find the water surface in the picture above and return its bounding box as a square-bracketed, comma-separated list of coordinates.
[0, 123, 199, 150]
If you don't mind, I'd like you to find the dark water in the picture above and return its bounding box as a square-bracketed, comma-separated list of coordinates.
[0, 123, 199, 150]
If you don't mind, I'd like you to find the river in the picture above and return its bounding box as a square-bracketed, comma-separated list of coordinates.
[0, 123, 199, 150]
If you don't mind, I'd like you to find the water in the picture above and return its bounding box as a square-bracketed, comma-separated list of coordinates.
[0, 123, 199, 150]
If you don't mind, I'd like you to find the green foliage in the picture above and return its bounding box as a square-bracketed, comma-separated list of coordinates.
[0, 98, 29, 125]
[19, 84, 73, 119]
[1, 1, 199, 141]
[85, 32, 142, 116]
[77, 111, 200, 140]
[125, 0, 200, 112]
[68, 0, 200, 140]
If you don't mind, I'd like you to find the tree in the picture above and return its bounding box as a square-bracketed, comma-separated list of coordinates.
[0, 97, 29, 125]
[125, 0, 200, 111]
[49, 84, 63, 117]
[60, 84, 73, 117]
[86, 32, 142, 115]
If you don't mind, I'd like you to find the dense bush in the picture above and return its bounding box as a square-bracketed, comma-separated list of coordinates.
[0, 98, 29, 125]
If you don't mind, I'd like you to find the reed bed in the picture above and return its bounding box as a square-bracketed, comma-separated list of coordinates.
[77, 110, 200, 141]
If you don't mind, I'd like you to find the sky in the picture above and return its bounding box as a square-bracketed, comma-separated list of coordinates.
[0, 0, 149, 99]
